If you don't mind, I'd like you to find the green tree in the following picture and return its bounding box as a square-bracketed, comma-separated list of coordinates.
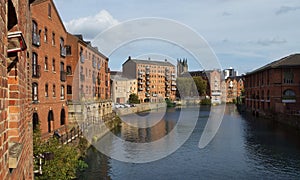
[193, 76, 207, 96]
[33, 127, 87, 179]
[128, 93, 140, 104]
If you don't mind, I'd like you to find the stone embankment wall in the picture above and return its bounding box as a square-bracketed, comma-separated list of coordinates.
[114, 103, 166, 116]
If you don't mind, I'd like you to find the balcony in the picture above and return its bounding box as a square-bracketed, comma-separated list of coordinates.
[138, 75, 143, 79]
[146, 71, 150, 75]
[165, 82, 169, 86]
[146, 87, 150, 91]
[32, 33, 40, 46]
[165, 93, 170, 97]
[60, 71, 66, 82]
[146, 82, 150, 86]
[152, 94, 157, 97]
[172, 87, 176, 91]
[146, 93, 150, 97]
[138, 87, 143, 91]
[80, 54, 85, 63]
[146, 66, 150, 70]
[138, 81, 144, 85]
[172, 82, 176, 86]
[80, 74, 85, 81]
[60, 47, 66, 57]
[146, 77, 150, 80]
[171, 77, 176, 81]
[97, 77, 101, 85]
[32, 64, 41, 78]
[138, 71, 144, 75]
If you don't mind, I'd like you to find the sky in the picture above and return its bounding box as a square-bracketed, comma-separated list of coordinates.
[53, 0, 300, 74]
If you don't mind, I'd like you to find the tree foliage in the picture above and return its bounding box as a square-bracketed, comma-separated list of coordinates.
[128, 93, 140, 104]
[176, 76, 207, 98]
[33, 127, 87, 179]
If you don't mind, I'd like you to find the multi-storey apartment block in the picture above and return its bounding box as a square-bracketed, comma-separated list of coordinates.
[245, 54, 300, 115]
[31, 0, 68, 138]
[123, 57, 176, 102]
[0, 0, 34, 179]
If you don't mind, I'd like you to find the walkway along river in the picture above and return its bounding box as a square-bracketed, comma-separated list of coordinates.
[78, 104, 300, 179]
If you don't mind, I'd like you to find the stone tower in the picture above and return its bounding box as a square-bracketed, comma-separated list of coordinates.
[177, 58, 188, 76]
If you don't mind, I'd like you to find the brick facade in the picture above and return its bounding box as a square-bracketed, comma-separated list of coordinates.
[245, 54, 300, 115]
[225, 76, 244, 103]
[122, 57, 177, 102]
[0, 0, 33, 179]
[31, 0, 68, 138]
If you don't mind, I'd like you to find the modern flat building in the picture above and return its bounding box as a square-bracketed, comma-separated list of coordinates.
[225, 76, 244, 103]
[0, 0, 34, 179]
[31, 0, 68, 138]
[111, 74, 137, 104]
[245, 54, 300, 115]
[123, 57, 177, 102]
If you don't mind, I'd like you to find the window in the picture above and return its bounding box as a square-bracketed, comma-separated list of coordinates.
[52, 58, 55, 71]
[283, 89, 296, 97]
[67, 85, 72, 94]
[32, 52, 38, 77]
[66, 66, 72, 75]
[44, 27, 48, 42]
[45, 84, 48, 97]
[60, 85, 65, 100]
[60, 109, 65, 125]
[284, 69, 294, 84]
[44, 56, 48, 70]
[53, 84, 56, 97]
[48, 3, 51, 18]
[32, 83, 38, 102]
[52, 32, 55, 46]
[66, 45, 71, 55]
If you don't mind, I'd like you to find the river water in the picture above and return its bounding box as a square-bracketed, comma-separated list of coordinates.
[78, 104, 300, 179]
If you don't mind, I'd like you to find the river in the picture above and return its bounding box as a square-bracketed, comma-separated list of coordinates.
[78, 104, 300, 179]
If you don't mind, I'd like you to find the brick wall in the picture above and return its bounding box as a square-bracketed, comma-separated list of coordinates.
[0, 0, 9, 179]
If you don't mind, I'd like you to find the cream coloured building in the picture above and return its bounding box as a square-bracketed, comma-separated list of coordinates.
[111, 74, 137, 103]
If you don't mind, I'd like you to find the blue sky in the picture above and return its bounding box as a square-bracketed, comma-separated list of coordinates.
[54, 0, 300, 74]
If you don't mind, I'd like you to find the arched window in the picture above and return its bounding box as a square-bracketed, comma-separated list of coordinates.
[32, 82, 38, 102]
[33, 112, 39, 131]
[48, 110, 54, 133]
[283, 89, 296, 97]
[60, 109, 66, 125]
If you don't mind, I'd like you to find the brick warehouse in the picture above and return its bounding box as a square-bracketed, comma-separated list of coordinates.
[245, 54, 300, 116]
[66, 34, 112, 125]
[1, 0, 34, 179]
[31, 0, 68, 138]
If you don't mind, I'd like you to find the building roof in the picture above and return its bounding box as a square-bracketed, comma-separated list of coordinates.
[123, 57, 175, 67]
[248, 53, 300, 75]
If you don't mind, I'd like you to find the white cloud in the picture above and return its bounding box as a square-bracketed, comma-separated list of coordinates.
[276, 6, 300, 15]
[65, 10, 119, 40]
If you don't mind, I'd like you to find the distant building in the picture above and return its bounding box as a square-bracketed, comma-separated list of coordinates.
[223, 67, 238, 79]
[122, 57, 177, 102]
[245, 54, 300, 115]
[225, 76, 245, 103]
[111, 75, 137, 103]
[177, 58, 188, 76]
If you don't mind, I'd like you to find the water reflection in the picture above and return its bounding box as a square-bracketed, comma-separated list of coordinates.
[79, 105, 300, 179]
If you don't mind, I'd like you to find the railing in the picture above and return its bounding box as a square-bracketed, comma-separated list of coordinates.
[60, 71, 66, 82]
[32, 64, 41, 78]
[60, 126, 82, 144]
[32, 33, 40, 46]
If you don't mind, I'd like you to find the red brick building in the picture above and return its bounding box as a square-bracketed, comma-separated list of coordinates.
[31, 0, 68, 138]
[245, 54, 300, 115]
[225, 76, 244, 103]
[0, 0, 34, 179]
[66, 34, 112, 124]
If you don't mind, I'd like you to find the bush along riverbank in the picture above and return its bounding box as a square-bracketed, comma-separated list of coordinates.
[33, 113, 122, 179]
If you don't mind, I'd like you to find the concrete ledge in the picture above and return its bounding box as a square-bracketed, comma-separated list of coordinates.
[9, 142, 23, 169]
